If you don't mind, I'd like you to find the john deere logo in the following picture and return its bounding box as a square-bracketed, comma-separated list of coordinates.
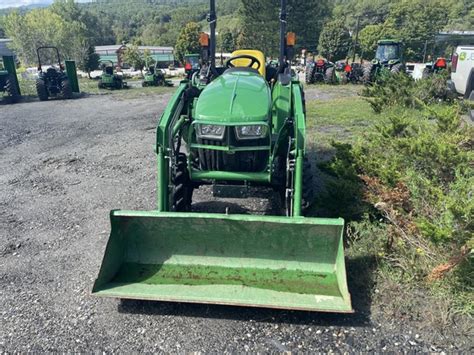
[459, 52, 467, 61]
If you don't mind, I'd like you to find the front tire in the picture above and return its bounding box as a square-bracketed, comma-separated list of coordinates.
[5, 74, 20, 103]
[305, 66, 314, 84]
[60, 79, 73, 99]
[341, 73, 349, 85]
[362, 63, 373, 84]
[114, 78, 122, 89]
[390, 63, 402, 74]
[170, 153, 193, 212]
[36, 79, 48, 101]
[324, 67, 335, 84]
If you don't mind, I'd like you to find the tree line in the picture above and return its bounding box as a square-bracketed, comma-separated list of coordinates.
[0, 0, 472, 68]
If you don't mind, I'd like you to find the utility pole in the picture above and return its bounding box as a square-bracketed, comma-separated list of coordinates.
[422, 40, 428, 63]
[352, 16, 360, 63]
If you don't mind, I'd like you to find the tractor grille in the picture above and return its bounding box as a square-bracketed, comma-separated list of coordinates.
[197, 127, 269, 173]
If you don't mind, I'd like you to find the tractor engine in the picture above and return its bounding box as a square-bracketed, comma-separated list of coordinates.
[193, 70, 271, 173]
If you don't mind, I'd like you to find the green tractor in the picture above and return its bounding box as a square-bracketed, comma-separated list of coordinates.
[36, 47, 73, 101]
[98, 60, 127, 89]
[184, 53, 201, 79]
[362, 40, 405, 84]
[0, 57, 20, 103]
[142, 61, 173, 87]
[92, 0, 352, 313]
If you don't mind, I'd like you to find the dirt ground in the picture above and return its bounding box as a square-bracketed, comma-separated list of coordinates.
[0, 89, 472, 352]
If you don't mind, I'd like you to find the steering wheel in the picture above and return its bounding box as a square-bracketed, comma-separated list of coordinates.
[225, 54, 261, 70]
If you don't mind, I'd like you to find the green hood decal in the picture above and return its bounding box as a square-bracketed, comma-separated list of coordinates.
[195, 71, 271, 123]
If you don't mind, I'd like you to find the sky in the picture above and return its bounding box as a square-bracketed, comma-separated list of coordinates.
[0, 0, 91, 9]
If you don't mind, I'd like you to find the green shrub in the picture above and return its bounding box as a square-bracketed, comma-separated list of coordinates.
[322, 100, 473, 311]
[361, 71, 455, 113]
[415, 70, 455, 104]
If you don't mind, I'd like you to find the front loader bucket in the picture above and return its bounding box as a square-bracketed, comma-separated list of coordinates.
[92, 211, 352, 313]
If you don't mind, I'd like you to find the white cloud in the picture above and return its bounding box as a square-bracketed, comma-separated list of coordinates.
[0, 0, 53, 9]
[0, 0, 91, 9]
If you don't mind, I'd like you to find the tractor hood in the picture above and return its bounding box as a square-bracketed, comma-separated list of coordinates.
[195, 71, 271, 123]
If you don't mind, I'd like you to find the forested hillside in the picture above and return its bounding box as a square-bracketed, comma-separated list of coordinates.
[0, 0, 472, 65]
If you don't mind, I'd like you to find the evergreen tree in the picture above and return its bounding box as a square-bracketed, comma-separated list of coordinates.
[123, 45, 145, 73]
[317, 18, 352, 60]
[175, 22, 202, 63]
[219, 29, 235, 53]
[78, 46, 100, 78]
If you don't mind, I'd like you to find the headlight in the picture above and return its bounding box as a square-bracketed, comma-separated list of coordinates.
[196, 124, 226, 140]
[235, 125, 268, 140]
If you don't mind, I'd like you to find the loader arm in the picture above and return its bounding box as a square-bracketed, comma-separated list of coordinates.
[156, 82, 189, 211]
[291, 82, 306, 217]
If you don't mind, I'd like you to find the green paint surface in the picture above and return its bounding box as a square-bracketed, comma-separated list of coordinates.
[65, 60, 80, 93]
[93, 211, 352, 312]
[101, 74, 114, 84]
[2, 56, 21, 95]
[113, 263, 340, 296]
[195, 71, 271, 123]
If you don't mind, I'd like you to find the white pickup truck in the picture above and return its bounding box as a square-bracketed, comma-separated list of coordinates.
[449, 45, 474, 99]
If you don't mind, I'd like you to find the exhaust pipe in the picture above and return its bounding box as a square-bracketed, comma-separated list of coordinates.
[278, 0, 287, 74]
[209, 0, 217, 73]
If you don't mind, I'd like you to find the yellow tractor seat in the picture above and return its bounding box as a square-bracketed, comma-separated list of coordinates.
[229, 49, 266, 77]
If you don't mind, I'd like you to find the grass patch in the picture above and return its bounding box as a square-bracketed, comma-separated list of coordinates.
[18, 77, 37, 97]
[110, 85, 175, 99]
[303, 83, 360, 94]
[305, 94, 379, 156]
[79, 77, 101, 94]
[307, 96, 378, 128]
[17, 77, 175, 99]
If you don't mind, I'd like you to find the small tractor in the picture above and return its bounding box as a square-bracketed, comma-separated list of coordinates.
[0, 57, 20, 103]
[184, 53, 201, 79]
[422, 57, 448, 78]
[93, 0, 352, 313]
[362, 39, 405, 84]
[336, 60, 363, 84]
[36, 47, 73, 101]
[142, 61, 173, 87]
[98, 60, 127, 89]
[305, 57, 336, 84]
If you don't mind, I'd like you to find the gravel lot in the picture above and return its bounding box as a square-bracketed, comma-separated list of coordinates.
[1, 91, 472, 352]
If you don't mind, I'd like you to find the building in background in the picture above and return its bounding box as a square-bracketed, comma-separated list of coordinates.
[94, 44, 174, 69]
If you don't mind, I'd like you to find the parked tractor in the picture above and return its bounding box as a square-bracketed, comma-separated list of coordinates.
[336, 61, 363, 84]
[422, 57, 448, 78]
[92, 0, 352, 313]
[142, 61, 173, 87]
[305, 58, 336, 84]
[98, 60, 127, 89]
[0, 58, 20, 103]
[362, 40, 405, 84]
[35, 47, 73, 101]
[184, 53, 201, 79]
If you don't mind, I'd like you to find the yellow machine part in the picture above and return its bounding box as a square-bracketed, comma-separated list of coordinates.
[230, 49, 266, 77]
